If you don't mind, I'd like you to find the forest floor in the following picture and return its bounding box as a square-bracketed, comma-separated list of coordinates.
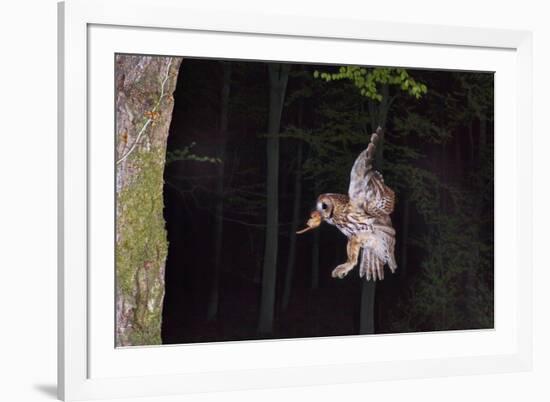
[163, 269, 363, 345]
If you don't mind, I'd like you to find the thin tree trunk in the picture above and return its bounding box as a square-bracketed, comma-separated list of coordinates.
[359, 280, 376, 334]
[479, 115, 487, 164]
[399, 195, 410, 280]
[461, 117, 479, 318]
[454, 134, 462, 181]
[282, 141, 303, 311]
[207, 62, 232, 321]
[310, 181, 321, 289]
[311, 229, 320, 289]
[258, 64, 290, 335]
[359, 88, 389, 334]
[471, 114, 488, 324]
[467, 119, 475, 169]
[367, 94, 388, 164]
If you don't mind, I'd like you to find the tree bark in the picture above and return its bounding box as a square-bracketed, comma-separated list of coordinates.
[281, 141, 303, 311]
[258, 63, 290, 335]
[207, 62, 232, 321]
[115, 55, 182, 346]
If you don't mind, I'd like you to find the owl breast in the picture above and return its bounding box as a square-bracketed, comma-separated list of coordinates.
[328, 208, 373, 239]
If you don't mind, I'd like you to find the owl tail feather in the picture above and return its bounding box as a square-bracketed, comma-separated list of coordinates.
[387, 254, 398, 273]
[360, 247, 385, 281]
[360, 245, 397, 281]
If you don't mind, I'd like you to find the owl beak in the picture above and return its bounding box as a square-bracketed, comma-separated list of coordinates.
[296, 211, 322, 234]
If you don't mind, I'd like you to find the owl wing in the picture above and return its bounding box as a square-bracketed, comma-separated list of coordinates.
[359, 218, 397, 281]
[348, 128, 395, 217]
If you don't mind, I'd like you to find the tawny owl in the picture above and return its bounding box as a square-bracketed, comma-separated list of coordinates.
[297, 127, 397, 281]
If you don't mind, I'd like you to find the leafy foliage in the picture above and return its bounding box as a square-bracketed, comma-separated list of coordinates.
[165, 142, 222, 164]
[315, 66, 427, 101]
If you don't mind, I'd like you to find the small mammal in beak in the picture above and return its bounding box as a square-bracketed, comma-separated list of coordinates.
[296, 210, 323, 234]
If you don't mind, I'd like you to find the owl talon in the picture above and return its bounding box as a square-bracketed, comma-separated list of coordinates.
[332, 264, 352, 279]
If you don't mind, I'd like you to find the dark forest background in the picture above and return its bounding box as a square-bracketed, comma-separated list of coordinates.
[160, 59, 494, 344]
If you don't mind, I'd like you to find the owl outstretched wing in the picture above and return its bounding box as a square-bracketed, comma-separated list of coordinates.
[348, 127, 395, 217]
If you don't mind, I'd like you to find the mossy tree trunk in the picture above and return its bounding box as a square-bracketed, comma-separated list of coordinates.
[115, 55, 182, 347]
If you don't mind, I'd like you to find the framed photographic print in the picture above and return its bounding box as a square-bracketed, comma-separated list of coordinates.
[58, 0, 533, 400]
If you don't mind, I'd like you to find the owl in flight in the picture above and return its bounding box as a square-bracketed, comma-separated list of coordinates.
[297, 127, 397, 281]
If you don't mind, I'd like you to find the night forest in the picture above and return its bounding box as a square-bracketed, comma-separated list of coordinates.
[157, 58, 494, 345]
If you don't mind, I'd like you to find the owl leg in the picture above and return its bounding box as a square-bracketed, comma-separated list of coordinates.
[332, 237, 361, 279]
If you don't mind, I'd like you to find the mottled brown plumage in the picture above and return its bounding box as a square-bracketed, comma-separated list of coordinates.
[297, 127, 397, 281]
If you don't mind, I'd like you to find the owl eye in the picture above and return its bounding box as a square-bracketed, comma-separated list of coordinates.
[321, 202, 328, 210]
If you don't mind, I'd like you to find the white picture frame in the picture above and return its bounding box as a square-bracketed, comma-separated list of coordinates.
[58, 0, 533, 400]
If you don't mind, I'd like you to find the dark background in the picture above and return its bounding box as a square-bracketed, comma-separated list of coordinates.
[161, 59, 494, 344]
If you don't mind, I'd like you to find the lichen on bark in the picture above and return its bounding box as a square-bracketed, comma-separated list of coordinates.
[115, 54, 182, 346]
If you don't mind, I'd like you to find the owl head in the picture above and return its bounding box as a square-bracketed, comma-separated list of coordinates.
[297, 194, 338, 234]
[315, 194, 336, 220]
